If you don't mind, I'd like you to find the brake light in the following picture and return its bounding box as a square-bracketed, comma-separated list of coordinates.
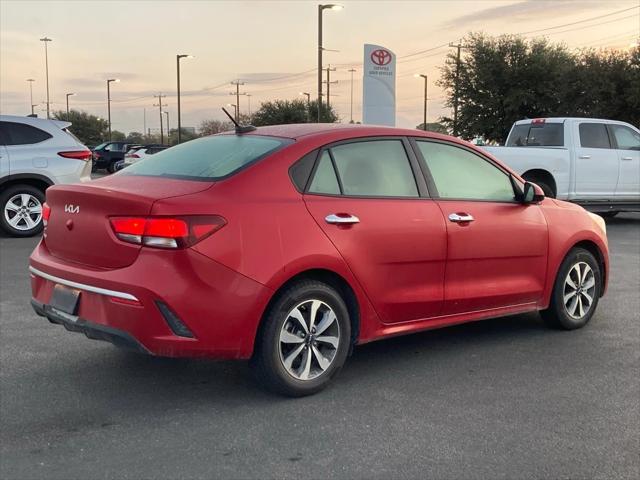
[58, 150, 92, 161]
[109, 216, 226, 249]
[42, 203, 51, 226]
[531, 118, 546, 125]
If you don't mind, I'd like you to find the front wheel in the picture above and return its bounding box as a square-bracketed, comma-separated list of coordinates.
[541, 248, 602, 330]
[251, 280, 351, 397]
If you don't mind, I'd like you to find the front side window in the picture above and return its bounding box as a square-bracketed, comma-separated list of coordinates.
[120, 134, 289, 181]
[416, 141, 515, 201]
[610, 125, 640, 151]
[0, 121, 52, 145]
[579, 123, 611, 149]
[506, 123, 564, 147]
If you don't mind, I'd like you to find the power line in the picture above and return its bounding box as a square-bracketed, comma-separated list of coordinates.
[518, 5, 639, 36]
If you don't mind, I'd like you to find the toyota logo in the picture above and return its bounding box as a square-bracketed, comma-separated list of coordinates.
[370, 49, 392, 66]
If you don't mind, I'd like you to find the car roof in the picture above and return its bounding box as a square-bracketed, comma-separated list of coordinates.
[0, 114, 71, 130]
[243, 123, 456, 143]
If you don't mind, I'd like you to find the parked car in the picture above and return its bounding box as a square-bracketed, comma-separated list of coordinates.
[30, 124, 609, 396]
[123, 145, 168, 166]
[482, 118, 640, 216]
[92, 142, 139, 173]
[0, 115, 92, 237]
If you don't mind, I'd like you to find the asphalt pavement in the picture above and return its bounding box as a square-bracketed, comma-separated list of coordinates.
[1, 214, 638, 480]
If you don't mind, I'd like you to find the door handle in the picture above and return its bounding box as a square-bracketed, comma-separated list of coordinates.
[325, 213, 360, 225]
[622, 156, 633, 161]
[448, 213, 474, 223]
[579, 155, 591, 159]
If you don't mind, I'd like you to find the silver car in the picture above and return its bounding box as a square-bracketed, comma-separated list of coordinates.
[0, 115, 92, 237]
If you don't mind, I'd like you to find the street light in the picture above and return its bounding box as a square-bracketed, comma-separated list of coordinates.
[414, 73, 428, 130]
[163, 110, 170, 144]
[227, 103, 238, 120]
[246, 93, 252, 116]
[176, 54, 194, 144]
[26, 79, 36, 115]
[39, 37, 52, 119]
[106, 79, 120, 141]
[300, 92, 311, 122]
[66, 92, 76, 117]
[317, 4, 343, 122]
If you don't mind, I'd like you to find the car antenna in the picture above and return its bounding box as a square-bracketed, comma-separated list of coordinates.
[221, 107, 256, 134]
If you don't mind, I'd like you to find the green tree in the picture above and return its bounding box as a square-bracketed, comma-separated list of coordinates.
[52, 109, 108, 146]
[126, 131, 145, 144]
[251, 99, 338, 126]
[199, 119, 234, 136]
[416, 122, 448, 134]
[111, 130, 126, 142]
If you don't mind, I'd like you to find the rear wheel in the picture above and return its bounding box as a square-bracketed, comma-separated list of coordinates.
[0, 184, 45, 237]
[106, 161, 117, 174]
[541, 248, 601, 330]
[251, 280, 351, 396]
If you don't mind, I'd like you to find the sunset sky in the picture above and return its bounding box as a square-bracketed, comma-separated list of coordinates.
[1, 0, 639, 133]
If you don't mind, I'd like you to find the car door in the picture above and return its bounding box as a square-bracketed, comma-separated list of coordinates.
[413, 139, 548, 315]
[573, 122, 619, 199]
[2, 121, 54, 174]
[608, 123, 640, 199]
[0, 123, 9, 177]
[303, 138, 447, 324]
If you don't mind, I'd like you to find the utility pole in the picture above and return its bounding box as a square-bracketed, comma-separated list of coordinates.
[348, 68, 356, 123]
[26, 79, 36, 115]
[246, 94, 252, 116]
[39, 37, 52, 119]
[449, 42, 465, 137]
[176, 54, 193, 144]
[414, 74, 428, 130]
[153, 94, 167, 145]
[143, 108, 146, 138]
[324, 65, 337, 110]
[164, 111, 170, 145]
[230, 80, 245, 122]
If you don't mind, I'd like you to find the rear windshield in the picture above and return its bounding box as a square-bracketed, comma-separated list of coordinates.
[506, 123, 564, 147]
[119, 134, 290, 181]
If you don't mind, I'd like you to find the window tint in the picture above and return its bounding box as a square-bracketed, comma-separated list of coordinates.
[611, 125, 640, 151]
[417, 141, 515, 201]
[120, 134, 288, 181]
[579, 123, 611, 149]
[0, 121, 52, 145]
[330, 140, 418, 197]
[506, 123, 564, 147]
[290, 150, 318, 192]
[308, 151, 340, 194]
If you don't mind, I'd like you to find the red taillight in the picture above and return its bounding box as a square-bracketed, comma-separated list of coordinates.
[109, 216, 225, 249]
[531, 118, 546, 125]
[58, 150, 92, 161]
[42, 203, 51, 226]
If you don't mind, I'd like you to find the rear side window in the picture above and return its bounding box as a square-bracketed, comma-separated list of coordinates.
[120, 135, 289, 181]
[0, 121, 52, 145]
[579, 123, 611, 149]
[309, 140, 418, 197]
[417, 141, 515, 201]
[506, 123, 564, 147]
[610, 125, 640, 151]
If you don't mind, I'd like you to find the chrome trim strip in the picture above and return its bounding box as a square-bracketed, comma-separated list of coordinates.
[29, 266, 139, 301]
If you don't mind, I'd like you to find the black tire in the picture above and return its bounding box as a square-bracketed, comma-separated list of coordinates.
[541, 248, 601, 330]
[598, 211, 618, 218]
[0, 184, 46, 237]
[106, 161, 117, 174]
[251, 280, 351, 397]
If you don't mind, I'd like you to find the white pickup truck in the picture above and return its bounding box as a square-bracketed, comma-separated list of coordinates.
[483, 118, 640, 216]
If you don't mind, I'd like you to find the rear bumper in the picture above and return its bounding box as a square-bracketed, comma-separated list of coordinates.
[29, 240, 274, 359]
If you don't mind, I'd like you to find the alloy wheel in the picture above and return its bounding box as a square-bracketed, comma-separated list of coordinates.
[3, 193, 43, 231]
[278, 299, 341, 381]
[563, 261, 596, 319]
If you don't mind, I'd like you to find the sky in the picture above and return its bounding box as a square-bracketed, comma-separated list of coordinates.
[1, 0, 639, 133]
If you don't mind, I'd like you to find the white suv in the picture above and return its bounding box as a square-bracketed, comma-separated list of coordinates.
[0, 115, 92, 237]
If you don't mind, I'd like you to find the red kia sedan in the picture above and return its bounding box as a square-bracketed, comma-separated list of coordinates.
[29, 124, 609, 396]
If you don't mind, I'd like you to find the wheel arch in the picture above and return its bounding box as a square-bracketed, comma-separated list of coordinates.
[522, 169, 557, 198]
[570, 240, 607, 298]
[253, 268, 361, 357]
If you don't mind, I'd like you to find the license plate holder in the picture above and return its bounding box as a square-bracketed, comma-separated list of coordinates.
[50, 284, 81, 315]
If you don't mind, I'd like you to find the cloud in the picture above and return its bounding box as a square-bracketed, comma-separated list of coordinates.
[444, 0, 623, 29]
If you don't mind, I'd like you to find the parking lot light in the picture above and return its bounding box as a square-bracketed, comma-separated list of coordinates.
[317, 4, 343, 122]
[414, 73, 428, 130]
[106, 79, 120, 141]
[65, 92, 76, 117]
[176, 54, 194, 144]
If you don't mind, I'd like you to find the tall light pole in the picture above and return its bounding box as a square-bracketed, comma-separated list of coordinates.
[154, 94, 167, 145]
[227, 103, 238, 120]
[176, 54, 193, 144]
[414, 74, 428, 130]
[348, 68, 356, 123]
[163, 110, 170, 144]
[324, 65, 337, 109]
[317, 4, 343, 123]
[26, 79, 36, 115]
[230, 80, 245, 122]
[106, 79, 120, 141]
[39, 37, 52, 119]
[66, 92, 76, 117]
[300, 92, 311, 122]
[246, 94, 252, 116]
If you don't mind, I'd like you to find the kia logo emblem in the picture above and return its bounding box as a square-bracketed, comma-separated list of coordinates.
[370, 49, 392, 66]
[64, 204, 80, 214]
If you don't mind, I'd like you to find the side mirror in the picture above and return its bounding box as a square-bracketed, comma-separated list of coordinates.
[522, 181, 545, 204]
